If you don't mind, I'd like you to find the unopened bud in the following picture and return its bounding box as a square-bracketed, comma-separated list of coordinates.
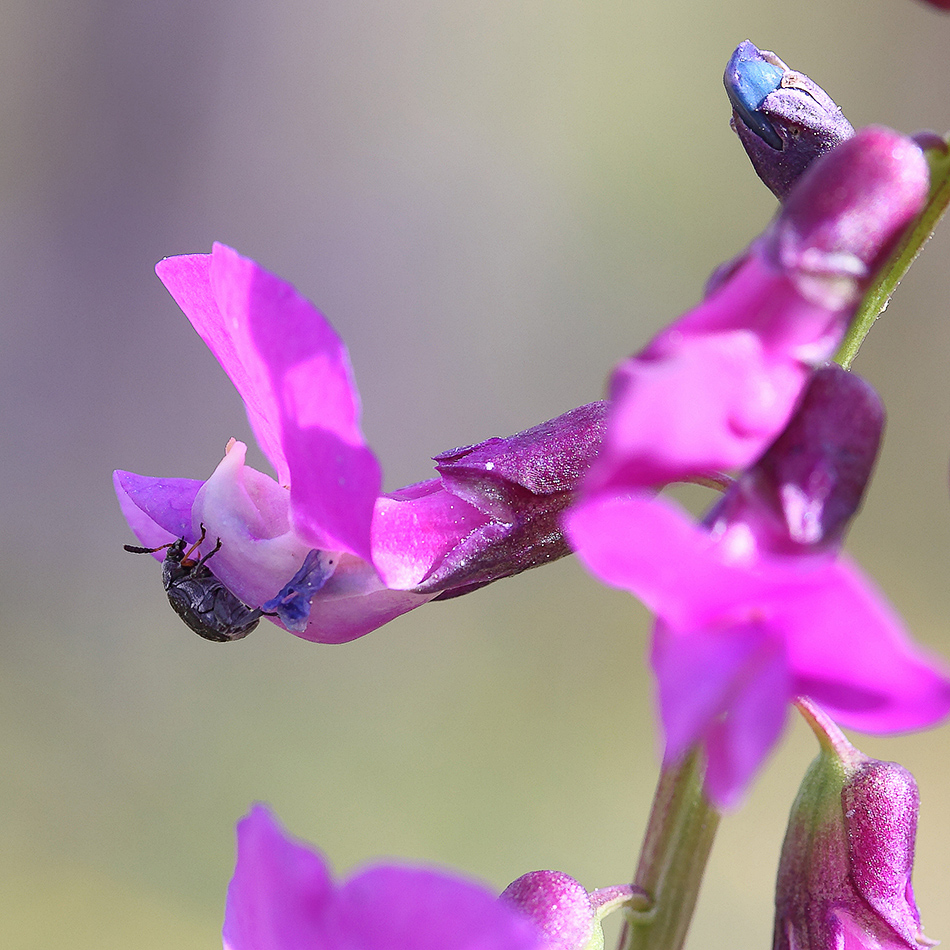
[501, 871, 636, 950]
[725, 41, 855, 200]
[707, 365, 884, 555]
[774, 700, 934, 950]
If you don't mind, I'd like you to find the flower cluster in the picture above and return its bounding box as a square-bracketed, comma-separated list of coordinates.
[115, 31, 950, 950]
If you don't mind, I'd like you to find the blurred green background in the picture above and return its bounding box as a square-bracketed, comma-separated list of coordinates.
[2, 0, 950, 947]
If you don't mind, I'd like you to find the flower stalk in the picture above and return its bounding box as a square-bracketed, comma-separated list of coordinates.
[619, 748, 721, 950]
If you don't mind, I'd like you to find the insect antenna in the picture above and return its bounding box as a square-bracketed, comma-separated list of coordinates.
[124, 541, 174, 555]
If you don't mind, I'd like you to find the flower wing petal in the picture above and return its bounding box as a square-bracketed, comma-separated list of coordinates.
[652, 621, 778, 765]
[702, 639, 790, 809]
[372, 481, 491, 590]
[113, 469, 203, 551]
[781, 559, 950, 733]
[565, 492, 764, 627]
[223, 805, 333, 950]
[335, 866, 545, 950]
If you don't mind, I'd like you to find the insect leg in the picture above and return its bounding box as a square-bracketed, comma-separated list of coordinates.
[191, 537, 224, 572]
[182, 523, 209, 562]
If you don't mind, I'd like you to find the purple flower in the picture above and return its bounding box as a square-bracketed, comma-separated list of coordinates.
[223, 804, 549, 950]
[567, 367, 950, 807]
[724, 41, 855, 200]
[584, 127, 928, 496]
[774, 700, 936, 950]
[116, 244, 607, 643]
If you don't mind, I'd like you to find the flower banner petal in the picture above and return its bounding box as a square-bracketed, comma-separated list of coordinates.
[156, 253, 289, 485]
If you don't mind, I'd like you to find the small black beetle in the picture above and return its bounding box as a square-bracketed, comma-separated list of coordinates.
[125, 525, 263, 642]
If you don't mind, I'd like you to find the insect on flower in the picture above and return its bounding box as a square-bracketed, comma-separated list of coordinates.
[124, 524, 264, 642]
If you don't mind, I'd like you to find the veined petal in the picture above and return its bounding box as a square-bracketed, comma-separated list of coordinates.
[158, 244, 381, 561]
[373, 480, 491, 590]
[113, 470, 203, 551]
[191, 440, 328, 608]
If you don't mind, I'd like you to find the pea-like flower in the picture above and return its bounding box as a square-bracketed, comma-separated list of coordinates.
[115, 243, 606, 643]
[584, 127, 928, 496]
[223, 804, 549, 950]
[567, 366, 950, 807]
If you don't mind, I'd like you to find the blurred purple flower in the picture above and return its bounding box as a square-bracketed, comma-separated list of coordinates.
[567, 367, 950, 807]
[223, 804, 549, 950]
[116, 243, 606, 643]
[585, 127, 928, 495]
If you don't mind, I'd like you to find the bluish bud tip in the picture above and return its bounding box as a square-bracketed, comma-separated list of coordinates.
[725, 40, 785, 150]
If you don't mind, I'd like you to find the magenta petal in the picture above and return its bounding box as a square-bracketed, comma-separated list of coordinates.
[702, 641, 790, 809]
[335, 867, 544, 950]
[157, 244, 382, 561]
[224, 805, 545, 950]
[156, 253, 290, 486]
[372, 480, 492, 590]
[782, 560, 950, 733]
[565, 493, 763, 627]
[113, 470, 203, 551]
[596, 325, 807, 488]
[652, 621, 775, 764]
[208, 244, 381, 561]
[298, 580, 435, 644]
[223, 805, 333, 950]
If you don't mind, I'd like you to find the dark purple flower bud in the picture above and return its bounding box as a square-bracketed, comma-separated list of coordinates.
[707, 365, 884, 556]
[915, 0, 950, 10]
[774, 701, 935, 950]
[373, 402, 608, 599]
[725, 41, 855, 200]
[501, 871, 636, 950]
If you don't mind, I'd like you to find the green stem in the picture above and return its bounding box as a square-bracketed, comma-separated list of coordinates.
[835, 136, 950, 369]
[618, 749, 722, 950]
